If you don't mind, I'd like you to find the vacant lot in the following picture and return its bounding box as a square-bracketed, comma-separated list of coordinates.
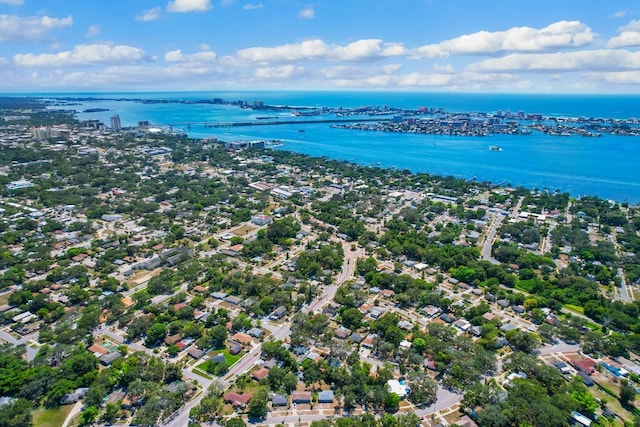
[232, 225, 256, 236]
[32, 405, 74, 427]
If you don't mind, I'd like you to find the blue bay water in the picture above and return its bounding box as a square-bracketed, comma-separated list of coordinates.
[43, 91, 640, 203]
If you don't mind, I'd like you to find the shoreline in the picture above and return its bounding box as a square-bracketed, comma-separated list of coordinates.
[27, 94, 640, 203]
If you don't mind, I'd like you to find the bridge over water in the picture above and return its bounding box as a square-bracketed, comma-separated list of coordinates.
[165, 117, 388, 129]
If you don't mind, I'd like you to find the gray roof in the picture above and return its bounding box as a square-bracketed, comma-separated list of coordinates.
[209, 353, 226, 364]
[224, 295, 242, 305]
[247, 327, 264, 337]
[317, 390, 334, 402]
[99, 351, 122, 366]
[500, 323, 518, 332]
[271, 394, 288, 406]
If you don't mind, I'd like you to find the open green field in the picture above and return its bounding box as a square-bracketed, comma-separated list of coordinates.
[32, 405, 74, 427]
[563, 304, 585, 314]
[222, 348, 243, 367]
[0, 291, 12, 306]
[197, 348, 244, 374]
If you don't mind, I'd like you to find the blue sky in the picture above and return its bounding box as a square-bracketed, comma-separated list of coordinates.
[1, 0, 639, 93]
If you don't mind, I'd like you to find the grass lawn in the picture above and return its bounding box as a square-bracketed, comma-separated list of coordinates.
[585, 321, 601, 331]
[0, 292, 13, 305]
[222, 348, 243, 367]
[0, 291, 11, 306]
[197, 348, 244, 375]
[564, 304, 585, 314]
[192, 367, 214, 380]
[590, 384, 633, 425]
[231, 225, 256, 236]
[32, 405, 74, 427]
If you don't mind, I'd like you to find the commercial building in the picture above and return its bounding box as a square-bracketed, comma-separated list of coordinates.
[111, 115, 122, 131]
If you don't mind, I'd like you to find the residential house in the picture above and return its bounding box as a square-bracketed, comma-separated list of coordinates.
[252, 367, 270, 381]
[291, 391, 312, 404]
[271, 394, 288, 407]
[247, 327, 264, 338]
[224, 391, 252, 408]
[187, 348, 205, 359]
[574, 358, 597, 375]
[100, 352, 121, 366]
[270, 306, 287, 320]
[335, 326, 351, 340]
[229, 342, 242, 355]
[317, 390, 334, 403]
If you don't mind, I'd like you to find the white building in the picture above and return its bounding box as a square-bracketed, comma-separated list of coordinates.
[7, 180, 34, 190]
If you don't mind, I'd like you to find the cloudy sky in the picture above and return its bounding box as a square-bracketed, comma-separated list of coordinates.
[1, 0, 639, 93]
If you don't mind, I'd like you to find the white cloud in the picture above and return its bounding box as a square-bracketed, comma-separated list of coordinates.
[86, 25, 101, 38]
[220, 0, 235, 6]
[236, 38, 407, 63]
[433, 64, 456, 74]
[164, 49, 216, 62]
[334, 39, 407, 61]
[414, 20, 595, 58]
[612, 10, 626, 18]
[254, 65, 302, 79]
[298, 7, 314, 20]
[619, 20, 640, 32]
[237, 39, 329, 62]
[608, 31, 640, 48]
[0, 14, 72, 42]
[395, 72, 454, 87]
[0, 0, 24, 5]
[321, 63, 401, 80]
[136, 7, 161, 21]
[599, 71, 640, 84]
[14, 43, 150, 67]
[243, 3, 262, 10]
[382, 63, 402, 74]
[167, 0, 212, 13]
[467, 49, 640, 73]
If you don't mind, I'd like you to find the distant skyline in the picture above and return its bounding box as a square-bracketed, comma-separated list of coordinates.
[0, 0, 639, 93]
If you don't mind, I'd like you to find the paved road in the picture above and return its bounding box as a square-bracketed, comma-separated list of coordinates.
[618, 267, 632, 302]
[480, 197, 524, 263]
[538, 340, 581, 355]
[165, 343, 263, 427]
[415, 385, 463, 416]
[166, 241, 362, 427]
[305, 242, 363, 315]
[0, 329, 38, 345]
[480, 214, 504, 264]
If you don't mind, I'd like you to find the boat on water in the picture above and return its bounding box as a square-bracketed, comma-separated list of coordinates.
[489, 146, 503, 151]
[298, 129, 305, 132]
[293, 109, 322, 117]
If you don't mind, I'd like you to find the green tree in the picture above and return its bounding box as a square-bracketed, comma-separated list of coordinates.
[247, 387, 269, 419]
[341, 307, 364, 330]
[397, 413, 422, 427]
[145, 322, 167, 347]
[226, 418, 246, 427]
[45, 378, 76, 408]
[79, 406, 99, 426]
[0, 398, 32, 427]
[505, 329, 539, 353]
[620, 379, 636, 406]
[101, 402, 120, 424]
[406, 369, 437, 406]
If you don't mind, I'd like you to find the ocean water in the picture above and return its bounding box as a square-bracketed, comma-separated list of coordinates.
[41, 91, 640, 203]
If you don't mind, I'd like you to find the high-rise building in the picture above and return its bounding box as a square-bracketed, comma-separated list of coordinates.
[110, 115, 121, 131]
